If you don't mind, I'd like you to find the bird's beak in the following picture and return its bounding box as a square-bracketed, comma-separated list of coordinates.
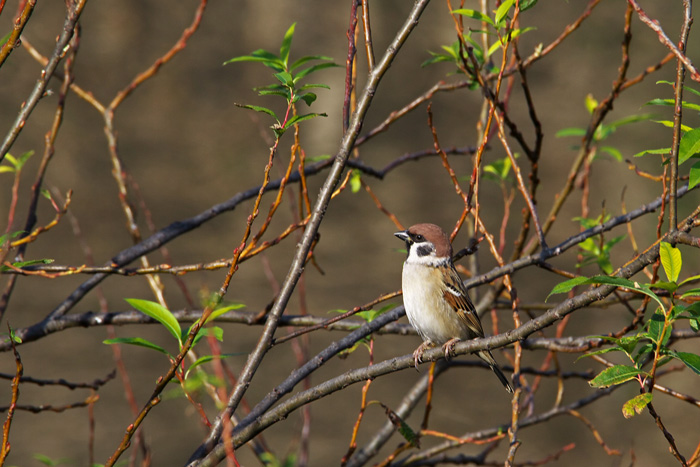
[394, 230, 410, 242]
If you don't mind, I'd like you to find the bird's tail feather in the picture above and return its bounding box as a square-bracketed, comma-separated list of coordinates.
[477, 350, 514, 393]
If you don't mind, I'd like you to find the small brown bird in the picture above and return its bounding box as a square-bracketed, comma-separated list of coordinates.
[395, 223, 513, 393]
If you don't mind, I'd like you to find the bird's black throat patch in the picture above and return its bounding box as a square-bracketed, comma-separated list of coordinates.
[416, 245, 432, 257]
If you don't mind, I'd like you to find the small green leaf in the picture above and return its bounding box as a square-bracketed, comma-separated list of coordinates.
[0, 258, 54, 272]
[291, 54, 336, 70]
[126, 298, 182, 345]
[679, 128, 700, 165]
[546, 276, 590, 300]
[184, 353, 244, 379]
[279, 23, 296, 68]
[103, 337, 171, 356]
[204, 303, 245, 325]
[689, 161, 700, 189]
[599, 146, 622, 161]
[283, 112, 327, 130]
[555, 127, 586, 138]
[234, 103, 279, 121]
[350, 169, 362, 193]
[295, 62, 340, 80]
[589, 365, 646, 388]
[585, 94, 598, 114]
[681, 286, 700, 297]
[452, 9, 495, 27]
[295, 92, 317, 106]
[622, 393, 653, 418]
[659, 242, 681, 283]
[381, 403, 420, 447]
[274, 71, 294, 86]
[494, 0, 514, 25]
[647, 311, 666, 345]
[521, 0, 538, 10]
[651, 281, 679, 293]
[633, 147, 670, 158]
[672, 351, 700, 375]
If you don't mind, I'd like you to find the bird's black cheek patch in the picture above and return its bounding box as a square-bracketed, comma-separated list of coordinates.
[416, 245, 432, 257]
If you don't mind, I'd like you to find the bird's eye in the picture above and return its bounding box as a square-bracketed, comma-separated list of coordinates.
[414, 234, 424, 242]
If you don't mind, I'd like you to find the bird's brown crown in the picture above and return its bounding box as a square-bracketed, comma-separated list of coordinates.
[406, 223, 453, 258]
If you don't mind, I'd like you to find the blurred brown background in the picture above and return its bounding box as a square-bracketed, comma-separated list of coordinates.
[1, 1, 698, 465]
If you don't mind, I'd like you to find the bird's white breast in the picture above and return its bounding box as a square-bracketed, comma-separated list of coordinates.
[401, 261, 468, 345]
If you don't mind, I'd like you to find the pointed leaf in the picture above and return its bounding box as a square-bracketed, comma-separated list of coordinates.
[495, 0, 514, 25]
[273, 71, 294, 86]
[452, 9, 495, 27]
[203, 303, 246, 325]
[689, 160, 700, 189]
[126, 298, 182, 344]
[290, 54, 336, 70]
[294, 92, 317, 106]
[381, 403, 420, 447]
[234, 103, 279, 121]
[184, 353, 245, 379]
[103, 337, 171, 357]
[283, 112, 327, 130]
[622, 393, 653, 418]
[633, 147, 670, 158]
[672, 351, 700, 375]
[294, 62, 340, 81]
[555, 127, 586, 138]
[647, 311, 667, 345]
[546, 276, 590, 300]
[589, 365, 646, 388]
[279, 23, 296, 68]
[679, 128, 700, 165]
[659, 242, 681, 283]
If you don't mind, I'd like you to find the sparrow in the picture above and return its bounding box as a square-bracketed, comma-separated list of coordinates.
[394, 223, 513, 393]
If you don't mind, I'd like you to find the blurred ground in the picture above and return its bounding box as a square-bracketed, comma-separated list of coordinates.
[0, 1, 699, 466]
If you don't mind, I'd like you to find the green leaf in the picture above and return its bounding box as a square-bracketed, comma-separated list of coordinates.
[126, 298, 182, 345]
[652, 120, 693, 132]
[672, 351, 700, 375]
[381, 403, 420, 447]
[204, 303, 245, 325]
[0, 258, 54, 272]
[622, 393, 653, 418]
[494, 0, 514, 25]
[688, 160, 700, 189]
[223, 51, 284, 72]
[646, 311, 667, 345]
[555, 127, 586, 138]
[659, 241, 681, 283]
[290, 54, 336, 70]
[681, 286, 700, 297]
[184, 353, 244, 379]
[589, 365, 646, 388]
[295, 92, 317, 106]
[633, 147, 670, 158]
[599, 145, 622, 161]
[486, 27, 536, 57]
[279, 23, 296, 68]
[520, 0, 538, 11]
[679, 127, 700, 165]
[283, 112, 327, 129]
[546, 276, 590, 300]
[585, 94, 598, 114]
[452, 9, 495, 27]
[273, 71, 294, 86]
[234, 103, 279, 121]
[350, 169, 362, 193]
[103, 337, 171, 356]
[651, 281, 679, 293]
[295, 62, 340, 81]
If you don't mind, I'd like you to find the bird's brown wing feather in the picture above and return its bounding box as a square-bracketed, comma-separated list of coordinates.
[440, 264, 485, 338]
